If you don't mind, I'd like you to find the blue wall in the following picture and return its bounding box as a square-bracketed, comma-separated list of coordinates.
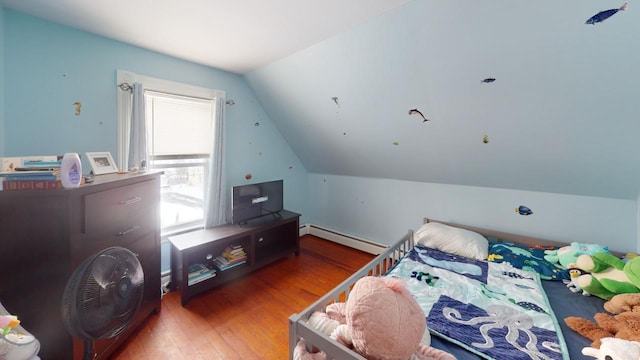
[3, 7, 639, 256]
[2, 10, 308, 222]
[307, 174, 637, 253]
[246, 1, 640, 201]
[245, 1, 640, 254]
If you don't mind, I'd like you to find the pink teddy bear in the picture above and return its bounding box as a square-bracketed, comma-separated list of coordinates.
[294, 276, 455, 360]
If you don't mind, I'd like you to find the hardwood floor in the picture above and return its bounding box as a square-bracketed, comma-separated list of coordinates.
[110, 235, 375, 360]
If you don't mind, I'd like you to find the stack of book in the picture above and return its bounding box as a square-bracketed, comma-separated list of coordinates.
[1, 157, 62, 190]
[213, 244, 247, 271]
[187, 263, 217, 286]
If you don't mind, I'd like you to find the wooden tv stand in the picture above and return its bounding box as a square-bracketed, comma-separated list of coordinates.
[168, 210, 300, 305]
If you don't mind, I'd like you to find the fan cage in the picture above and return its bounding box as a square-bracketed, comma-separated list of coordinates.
[62, 247, 144, 341]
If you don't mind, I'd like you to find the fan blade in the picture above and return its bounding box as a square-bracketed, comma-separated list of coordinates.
[62, 247, 144, 340]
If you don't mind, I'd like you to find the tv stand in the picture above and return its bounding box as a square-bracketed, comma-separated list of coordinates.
[169, 209, 300, 305]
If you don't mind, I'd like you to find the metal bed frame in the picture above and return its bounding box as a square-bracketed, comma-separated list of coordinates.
[288, 218, 619, 359]
[288, 230, 414, 360]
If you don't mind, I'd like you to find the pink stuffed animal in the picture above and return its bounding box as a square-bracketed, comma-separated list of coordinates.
[294, 276, 455, 360]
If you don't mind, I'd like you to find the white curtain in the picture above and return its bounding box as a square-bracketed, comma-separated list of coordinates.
[204, 96, 227, 228]
[127, 83, 147, 171]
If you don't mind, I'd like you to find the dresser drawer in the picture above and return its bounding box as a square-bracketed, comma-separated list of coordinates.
[84, 180, 158, 241]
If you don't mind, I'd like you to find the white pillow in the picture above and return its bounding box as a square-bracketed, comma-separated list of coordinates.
[414, 222, 488, 260]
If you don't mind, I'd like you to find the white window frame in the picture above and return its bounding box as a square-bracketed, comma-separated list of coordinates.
[116, 70, 225, 236]
[116, 70, 225, 171]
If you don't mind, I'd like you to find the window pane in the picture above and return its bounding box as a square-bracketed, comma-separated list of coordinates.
[154, 161, 206, 232]
[144, 90, 215, 235]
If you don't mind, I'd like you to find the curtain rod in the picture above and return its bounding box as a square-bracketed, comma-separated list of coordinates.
[117, 82, 234, 105]
[118, 82, 133, 92]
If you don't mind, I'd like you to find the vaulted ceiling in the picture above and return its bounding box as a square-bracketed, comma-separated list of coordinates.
[0, 0, 411, 74]
[3, 0, 639, 200]
[245, 1, 640, 200]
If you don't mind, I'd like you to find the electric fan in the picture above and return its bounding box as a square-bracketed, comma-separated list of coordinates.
[61, 247, 144, 360]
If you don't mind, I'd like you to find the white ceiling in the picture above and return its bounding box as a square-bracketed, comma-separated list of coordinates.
[0, 0, 412, 74]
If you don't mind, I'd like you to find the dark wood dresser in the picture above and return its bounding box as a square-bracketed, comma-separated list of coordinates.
[0, 171, 162, 359]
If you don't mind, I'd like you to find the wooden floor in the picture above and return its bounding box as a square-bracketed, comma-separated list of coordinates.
[110, 235, 374, 360]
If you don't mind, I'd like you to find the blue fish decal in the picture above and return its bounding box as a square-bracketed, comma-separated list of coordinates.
[481, 78, 496, 83]
[516, 205, 533, 216]
[586, 2, 627, 25]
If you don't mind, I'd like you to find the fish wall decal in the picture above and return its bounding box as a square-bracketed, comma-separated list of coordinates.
[408, 108, 429, 122]
[586, 2, 627, 24]
[516, 206, 533, 216]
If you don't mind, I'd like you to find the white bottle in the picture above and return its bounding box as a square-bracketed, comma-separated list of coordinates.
[60, 152, 82, 188]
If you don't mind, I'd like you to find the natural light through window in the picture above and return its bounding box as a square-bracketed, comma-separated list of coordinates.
[145, 91, 215, 234]
[117, 70, 224, 236]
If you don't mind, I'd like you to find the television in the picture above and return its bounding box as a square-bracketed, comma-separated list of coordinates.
[231, 180, 284, 224]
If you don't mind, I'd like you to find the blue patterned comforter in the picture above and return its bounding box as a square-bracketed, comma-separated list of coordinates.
[386, 245, 569, 360]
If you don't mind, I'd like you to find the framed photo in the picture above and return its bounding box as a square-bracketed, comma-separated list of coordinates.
[86, 152, 118, 175]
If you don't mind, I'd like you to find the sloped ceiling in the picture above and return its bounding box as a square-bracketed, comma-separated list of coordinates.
[2, 1, 639, 200]
[245, 1, 640, 200]
[0, 0, 412, 74]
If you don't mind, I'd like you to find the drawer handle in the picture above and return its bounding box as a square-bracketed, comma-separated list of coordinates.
[117, 226, 140, 236]
[120, 196, 142, 206]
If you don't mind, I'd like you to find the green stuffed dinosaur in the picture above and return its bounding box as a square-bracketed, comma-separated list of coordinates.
[575, 252, 640, 300]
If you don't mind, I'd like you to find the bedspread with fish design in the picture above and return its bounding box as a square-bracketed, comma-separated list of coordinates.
[386, 245, 569, 360]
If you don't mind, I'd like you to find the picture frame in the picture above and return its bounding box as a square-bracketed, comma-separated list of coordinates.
[86, 152, 118, 175]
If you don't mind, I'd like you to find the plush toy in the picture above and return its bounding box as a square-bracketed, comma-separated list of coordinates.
[564, 263, 591, 296]
[582, 337, 640, 360]
[565, 293, 640, 349]
[294, 339, 330, 360]
[573, 252, 640, 300]
[544, 242, 610, 269]
[307, 310, 341, 337]
[604, 293, 640, 314]
[294, 276, 455, 360]
[622, 253, 639, 264]
[565, 311, 640, 348]
[0, 314, 20, 335]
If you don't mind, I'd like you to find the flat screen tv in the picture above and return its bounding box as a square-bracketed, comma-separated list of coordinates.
[231, 180, 283, 224]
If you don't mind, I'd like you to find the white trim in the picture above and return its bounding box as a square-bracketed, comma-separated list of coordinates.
[118, 70, 224, 99]
[116, 69, 225, 170]
[301, 224, 389, 255]
[299, 224, 310, 237]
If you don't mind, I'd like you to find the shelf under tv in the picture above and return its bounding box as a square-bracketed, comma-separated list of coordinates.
[168, 209, 300, 306]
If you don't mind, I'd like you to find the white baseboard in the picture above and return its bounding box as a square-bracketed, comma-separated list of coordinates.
[299, 224, 388, 255]
[299, 224, 310, 237]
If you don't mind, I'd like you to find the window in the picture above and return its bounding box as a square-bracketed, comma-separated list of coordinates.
[145, 91, 214, 234]
[117, 70, 225, 236]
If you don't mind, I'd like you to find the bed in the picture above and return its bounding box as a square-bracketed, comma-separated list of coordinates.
[288, 218, 615, 360]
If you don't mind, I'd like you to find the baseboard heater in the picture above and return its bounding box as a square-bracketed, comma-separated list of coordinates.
[299, 224, 389, 255]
